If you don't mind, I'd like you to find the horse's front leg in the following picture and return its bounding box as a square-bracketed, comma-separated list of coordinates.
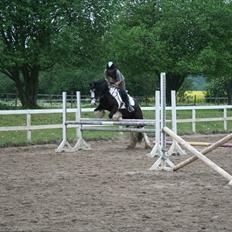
[109, 106, 121, 120]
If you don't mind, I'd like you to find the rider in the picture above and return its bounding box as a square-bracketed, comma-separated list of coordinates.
[105, 61, 134, 112]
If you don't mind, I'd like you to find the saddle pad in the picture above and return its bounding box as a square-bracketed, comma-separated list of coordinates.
[109, 88, 135, 108]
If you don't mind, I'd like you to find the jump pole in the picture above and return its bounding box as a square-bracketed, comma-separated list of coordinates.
[166, 140, 232, 148]
[68, 120, 157, 126]
[180, 141, 232, 148]
[150, 72, 175, 171]
[56, 92, 72, 152]
[163, 126, 232, 185]
[173, 133, 232, 171]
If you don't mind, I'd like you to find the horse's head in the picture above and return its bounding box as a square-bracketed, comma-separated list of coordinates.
[89, 79, 109, 105]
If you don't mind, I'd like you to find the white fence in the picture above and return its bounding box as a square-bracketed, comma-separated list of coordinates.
[0, 105, 232, 143]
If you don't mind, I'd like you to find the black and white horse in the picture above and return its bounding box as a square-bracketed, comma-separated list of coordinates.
[90, 79, 152, 149]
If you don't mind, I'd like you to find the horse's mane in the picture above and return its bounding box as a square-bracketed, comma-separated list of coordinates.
[94, 79, 107, 84]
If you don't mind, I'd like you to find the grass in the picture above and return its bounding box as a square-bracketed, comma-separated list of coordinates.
[0, 109, 232, 147]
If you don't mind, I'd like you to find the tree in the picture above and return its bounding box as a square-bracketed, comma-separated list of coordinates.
[196, 1, 232, 104]
[104, 24, 163, 96]
[39, 68, 103, 95]
[103, 1, 165, 96]
[103, 0, 210, 103]
[0, 0, 121, 108]
[0, 0, 78, 108]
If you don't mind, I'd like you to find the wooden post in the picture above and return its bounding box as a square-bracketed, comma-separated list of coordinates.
[224, 108, 227, 131]
[192, 108, 196, 133]
[173, 133, 232, 171]
[163, 126, 232, 184]
[26, 113, 32, 143]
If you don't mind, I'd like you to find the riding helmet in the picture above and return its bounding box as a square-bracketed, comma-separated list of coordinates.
[106, 61, 116, 70]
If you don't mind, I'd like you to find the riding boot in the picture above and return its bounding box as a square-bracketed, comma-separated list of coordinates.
[119, 89, 134, 112]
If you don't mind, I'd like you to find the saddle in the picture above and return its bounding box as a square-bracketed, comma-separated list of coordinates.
[109, 87, 135, 109]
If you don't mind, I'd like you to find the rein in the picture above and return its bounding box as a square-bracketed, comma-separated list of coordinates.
[90, 84, 109, 105]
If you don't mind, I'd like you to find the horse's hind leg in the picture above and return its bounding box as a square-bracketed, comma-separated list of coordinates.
[127, 132, 137, 149]
[143, 133, 152, 149]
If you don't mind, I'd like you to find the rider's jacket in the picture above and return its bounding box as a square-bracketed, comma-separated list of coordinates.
[105, 69, 126, 90]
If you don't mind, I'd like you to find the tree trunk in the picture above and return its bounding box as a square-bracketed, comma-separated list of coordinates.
[226, 80, 232, 105]
[166, 73, 186, 105]
[11, 65, 40, 108]
[228, 94, 232, 105]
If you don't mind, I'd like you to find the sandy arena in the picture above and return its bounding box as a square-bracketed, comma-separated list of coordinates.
[0, 135, 232, 232]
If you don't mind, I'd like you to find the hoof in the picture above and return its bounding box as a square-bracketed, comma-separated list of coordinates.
[126, 145, 135, 149]
[145, 144, 152, 149]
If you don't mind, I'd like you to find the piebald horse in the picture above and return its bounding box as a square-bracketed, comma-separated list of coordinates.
[90, 79, 152, 149]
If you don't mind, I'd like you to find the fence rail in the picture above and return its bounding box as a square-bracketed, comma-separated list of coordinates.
[0, 93, 230, 107]
[1, 105, 232, 143]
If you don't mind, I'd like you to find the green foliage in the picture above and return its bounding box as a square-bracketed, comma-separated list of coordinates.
[0, 0, 75, 68]
[0, 74, 15, 93]
[39, 67, 103, 95]
[0, 0, 121, 107]
[104, 24, 162, 95]
[1, 0, 232, 105]
[103, 0, 212, 97]
[195, 1, 232, 103]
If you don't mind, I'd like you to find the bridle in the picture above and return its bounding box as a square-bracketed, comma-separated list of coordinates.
[90, 80, 110, 105]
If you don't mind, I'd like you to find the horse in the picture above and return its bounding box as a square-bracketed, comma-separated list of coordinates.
[89, 79, 152, 149]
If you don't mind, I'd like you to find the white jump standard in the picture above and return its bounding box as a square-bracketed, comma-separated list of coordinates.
[149, 73, 175, 171]
[56, 91, 91, 152]
[167, 90, 186, 156]
[56, 92, 73, 152]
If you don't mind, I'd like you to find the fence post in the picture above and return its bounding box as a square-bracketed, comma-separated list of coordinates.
[192, 108, 196, 133]
[71, 94, 74, 108]
[15, 92, 18, 107]
[26, 112, 32, 143]
[171, 91, 177, 133]
[49, 94, 52, 107]
[224, 107, 227, 131]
